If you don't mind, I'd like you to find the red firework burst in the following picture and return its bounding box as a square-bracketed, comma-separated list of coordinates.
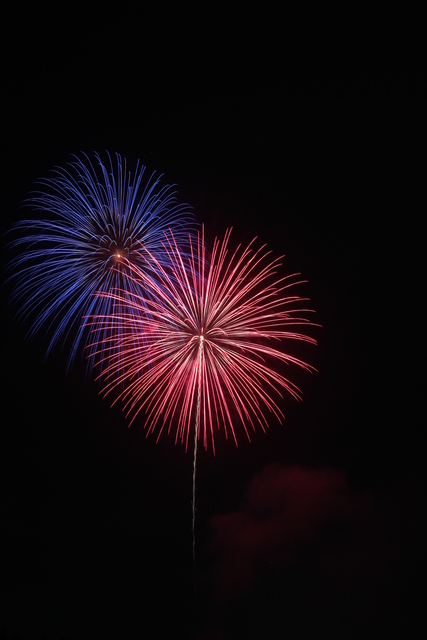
[89, 226, 317, 454]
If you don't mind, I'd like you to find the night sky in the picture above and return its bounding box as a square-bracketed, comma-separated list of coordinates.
[1, 8, 424, 639]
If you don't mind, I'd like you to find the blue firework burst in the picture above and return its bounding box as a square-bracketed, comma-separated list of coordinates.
[7, 151, 197, 373]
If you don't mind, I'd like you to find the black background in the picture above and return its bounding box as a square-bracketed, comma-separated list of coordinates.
[1, 7, 424, 639]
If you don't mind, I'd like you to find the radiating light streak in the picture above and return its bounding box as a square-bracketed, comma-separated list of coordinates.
[7, 152, 197, 373]
[90, 226, 317, 452]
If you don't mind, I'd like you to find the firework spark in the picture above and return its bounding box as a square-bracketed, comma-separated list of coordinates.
[7, 152, 196, 372]
[91, 226, 317, 450]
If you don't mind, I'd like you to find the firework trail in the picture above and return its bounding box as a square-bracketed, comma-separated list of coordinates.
[7, 152, 197, 373]
[192, 337, 203, 570]
[89, 226, 317, 567]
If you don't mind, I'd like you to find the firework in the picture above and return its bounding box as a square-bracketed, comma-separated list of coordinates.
[90, 225, 317, 570]
[7, 152, 196, 372]
[91, 226, 317, 451]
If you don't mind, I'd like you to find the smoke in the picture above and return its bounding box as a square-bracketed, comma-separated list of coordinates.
[205, 464, 391, 605]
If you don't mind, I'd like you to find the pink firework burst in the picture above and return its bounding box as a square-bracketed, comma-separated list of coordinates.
[90, 226, 317, 454]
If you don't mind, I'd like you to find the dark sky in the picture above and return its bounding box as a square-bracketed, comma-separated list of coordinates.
[1, 8, 424, 639]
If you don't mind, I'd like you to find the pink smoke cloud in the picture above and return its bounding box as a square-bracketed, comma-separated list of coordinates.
[205, 464, 388, 604]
